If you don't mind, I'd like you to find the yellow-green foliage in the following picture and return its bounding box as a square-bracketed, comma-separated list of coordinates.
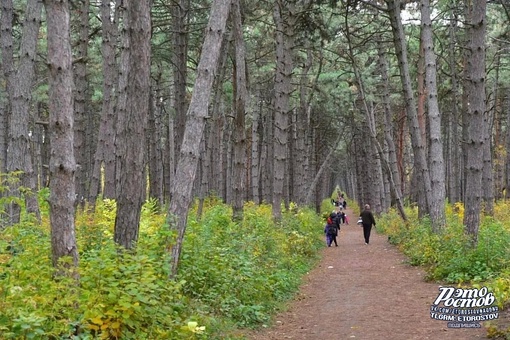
[178, 200, 323, 330]
[0, 196, 325, 339]
[0, 199, 201, 339]
[320, 198, 334, 218]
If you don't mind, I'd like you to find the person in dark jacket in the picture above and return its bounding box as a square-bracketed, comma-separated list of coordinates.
[324, 213, 339, 247]
[359, 204, 376, 245]
[332, 209, 342, 228]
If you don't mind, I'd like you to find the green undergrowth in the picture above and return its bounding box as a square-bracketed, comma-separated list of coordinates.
[376, 201, 510, 338]
[180, 200, 324, 336]
[0, 195, 324, 339]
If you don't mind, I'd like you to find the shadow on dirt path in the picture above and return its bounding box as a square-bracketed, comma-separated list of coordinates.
[246, 207, 489, 340]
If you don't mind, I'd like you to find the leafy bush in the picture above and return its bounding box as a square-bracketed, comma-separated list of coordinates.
[377, 203, 510, 283]
[178, 201, 323, 329]
[0, 199, 202, 339]
[0, 195, 325, 339]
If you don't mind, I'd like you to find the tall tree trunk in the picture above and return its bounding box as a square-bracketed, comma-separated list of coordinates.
[222, 114, 232, 202]
[165, 113, 175, 201]
[196, 137, 207, 220]
[172, 0, 190, 171]
[208, 95, 223, 196]
[294, 47, 313, 205]
[37, 106, 50, 187]
[463, 0, 487, 245]
[492, 53, 503, 201]
[2, 0, 42, 224]
[377, 42, 406, 220]
[148, 76, 164, 206]
[386, 0, 433, 219]
[272, 0, 294, 221]
[44, 0, 79, 273]
[0, 96, 6, 183]
[482, 47, 497, 212]
[114, 0, 151, 249]
[231, 0, 247, 220]
[73, 0, 90, 207]
[89, 0, 119, 203]
[168, 0, 232, 277]
[447, 13, 462, 203]
[417, 38, 427, 156]
[482, 121, 494, 214]
[262, 108, 273, 203]
[251, 98, 261, 203]
[421, 0, 446, 231]
[0, 1, 14, 184]
[505, 86, 510, 199]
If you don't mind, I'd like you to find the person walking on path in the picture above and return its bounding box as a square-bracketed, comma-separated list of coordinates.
[324, 213, 339, 247]
[359, 204, 376, 245]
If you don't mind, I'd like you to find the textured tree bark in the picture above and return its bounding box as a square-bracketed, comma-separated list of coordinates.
[114, 4, 130, 203]
[73, 0, 91, 207]
[462, 0, 487, 245]
[89, 0, 119, 204]
[506, 89, 510, 200]
[272, 0, 294, 221]
[207, 92, 223, 196]
[2, 0, 42, 224]
[491, 53, 503, 201]
[114, 0, 151, 249]
[223, 117, 232, 202]
[172, 0, 190, 169]
[0, 1, 14, 182]
[421, 0, 446, 231]
[446, 14, 462, 204]
[165, 114, 175, 201]
[168, 0, 232, 277]
[231, 0, 247, 221]
[0, 95, 5, 180]
[44, 0, 79, 273]
[482, 50, 497, 212]
[482, 121, 494, 214]
[294, 47, 313, 205]
[210, 49, 230, 200]
[251, 101, 261, 203]
[262, 109, 273, 203]
[416, 39, 427, 156]
[148, 79, 164, 206]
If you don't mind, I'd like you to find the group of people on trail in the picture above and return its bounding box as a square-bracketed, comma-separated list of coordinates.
[324, 194, 376, 247]
[332, 192, 347, 210]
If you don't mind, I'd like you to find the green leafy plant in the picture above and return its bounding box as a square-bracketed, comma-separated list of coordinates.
[178, 200, 323, 329]
[0, 194, 325, 339]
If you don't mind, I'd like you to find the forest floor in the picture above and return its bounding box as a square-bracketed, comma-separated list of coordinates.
[244, 207, 492, 340]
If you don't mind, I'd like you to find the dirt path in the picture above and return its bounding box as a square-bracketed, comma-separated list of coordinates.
[247, 208, 489, 340]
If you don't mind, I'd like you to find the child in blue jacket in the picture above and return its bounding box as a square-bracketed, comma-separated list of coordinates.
[324, 213, 339, 247]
